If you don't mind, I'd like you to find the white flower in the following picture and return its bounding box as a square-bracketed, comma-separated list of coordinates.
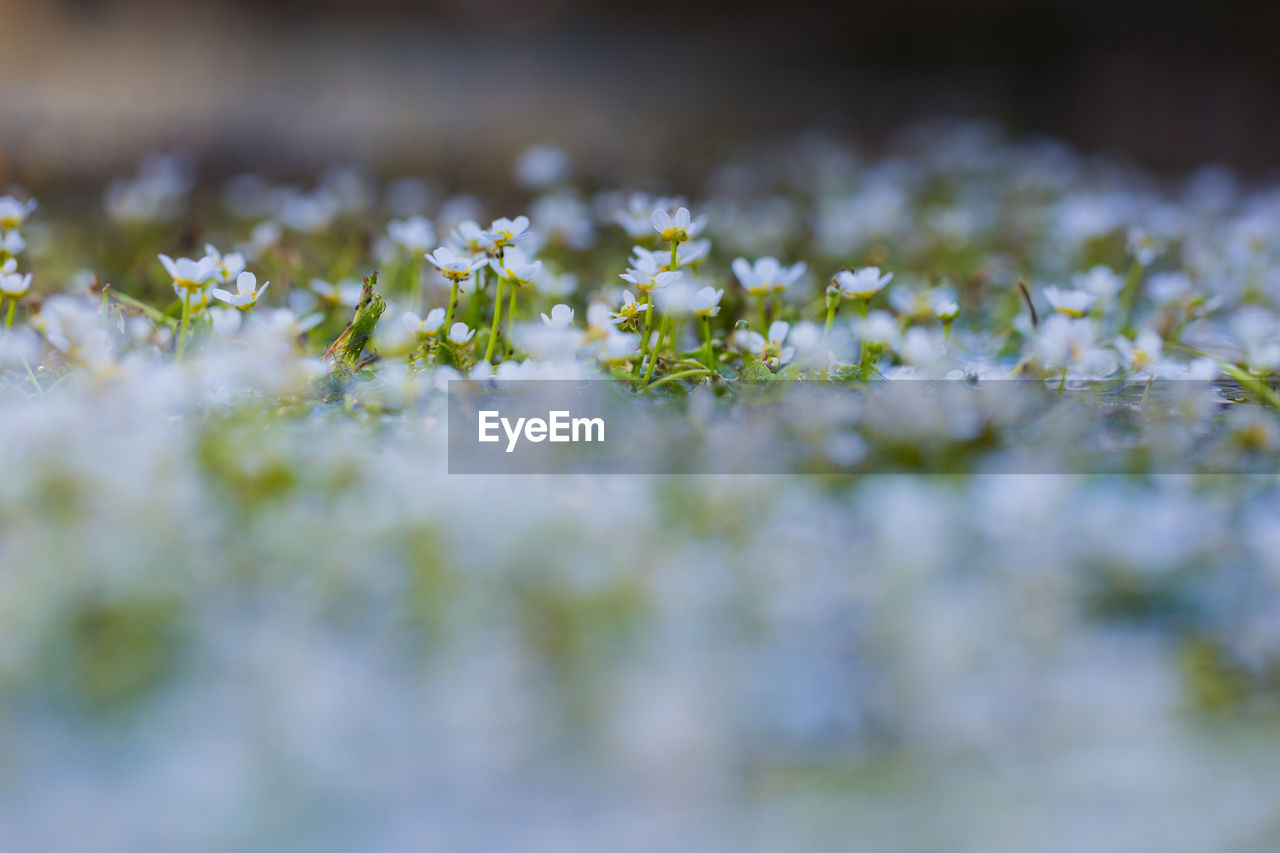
[0, 196, 37, 230]
[1043, 285, 1096, 318]
[651, 206, 703, 243]
[596, 330, 640, 362]
[1037, 314, 1114, 374]
[212, 271, 269, 309]
[451, 220, 498, 255]
[208, 306, 244, 336]
[608, 193, 683, 239]
[541, 303, 575, 329]
[1, 230, 25, 257]
[1115, 329, 1164, 375]
[404, 307, 446, 336]
[689, 286, 724, 318]
[633, 241, 710, 271]
[425, 246, 487, 281]
[854, 310, 902, 349]
[1127, 227, 1163, 266]
[832, 267, 893, 299]
[204, 243, 246, 284]
[158, 253, 218, 290]
[0, 267, 32, 298]
[619, 263, 680, 294]
[1073, 265, 1123, 302]
[609, 291, 647, 326]
[448, 322, 476, 344]
[489, 215, 531, 249]
[488, 246, 542, 285]
[387, 216, 436, 254]
[764, 320, 796, 364]
[732, 257, 806, 296]
[934, 299, 959, 321]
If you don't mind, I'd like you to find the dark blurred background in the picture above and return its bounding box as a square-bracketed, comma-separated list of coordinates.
[3, 0, 1280, 183]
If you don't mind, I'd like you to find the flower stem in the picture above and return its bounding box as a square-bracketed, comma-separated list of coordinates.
[467, 269, 484, 328]
[701, 316, 714, 371]
[484, 276, 506, 363]
[444, 280, 460, 330]
[1118, 258, 1144, 334]
[757, 294, 767, 331]
[636, 294, 654, 375]
[669, 241, 678, 271]
[822, 295, 838, 344]
[648, 367, 711, 390]
[176, 288, 193, 362]
[643, 314, 670, 383]
[1, 297, 11, 332]
[505, 283, 518, 358]
[856, 298, 869, 378]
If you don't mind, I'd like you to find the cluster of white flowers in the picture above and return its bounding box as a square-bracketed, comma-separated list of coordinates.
[4, 130, 1280, 851]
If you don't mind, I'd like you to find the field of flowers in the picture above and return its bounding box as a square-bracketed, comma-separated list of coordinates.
[2, 123, 1280, 851]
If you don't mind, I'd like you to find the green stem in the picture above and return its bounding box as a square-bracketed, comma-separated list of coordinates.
[484, 276, 506, 363]
[444, 280, 460, 330]
[643, 314, 671, 383]
[857, 298, 869, 379]
[701, 315, 714, 371]
[669, 241, 678, 270]
[467, 269, 485, 328]
[636, 294, 654, 376]
[1, 297, 11, 331]
[757, 294, 767, 331]
[176, 288, 193, 362]
[1118, 258, 1144, 334]
[647, 368, 711, 390]
[822, 301, 837, 343]
[505, 284, 518, 358]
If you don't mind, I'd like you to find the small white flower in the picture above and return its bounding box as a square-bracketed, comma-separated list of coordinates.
[609, 290, 646, 327]
[1043, 285, 1096, 318]
[0, 267, 32, 298]
[448, 322, 476, 344]
[597, 330, 640, 362]
[204, 243, 246, 284]
[387, 216, 436, 254]
[764, 320, 796, 364]
[619, 264, 680, 294]
[158, 253, 218, 290]
[651, 206, 703, 243]
[689, 286, 724, 318]
[488, 246, 542, 285]
[208, 306, 244, 336]
[1073, 265, 1123, 301]
[0, 196, 37, 230]
[489, 215, 531, 249]
[403, 307, 447, 336]
[1, 230, 25, 257]
[425, 245, 487, 281]
[1127, 227, 1163, 266]
[541, 303, 575, 329]
[211, 271, 269, 310]
[1115, 329, 1164, 375]
[451, 220, 498, 255]
[732, 257, 806, 296]
[832, 266, 893, 299]
[934, 299, 959, 321]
